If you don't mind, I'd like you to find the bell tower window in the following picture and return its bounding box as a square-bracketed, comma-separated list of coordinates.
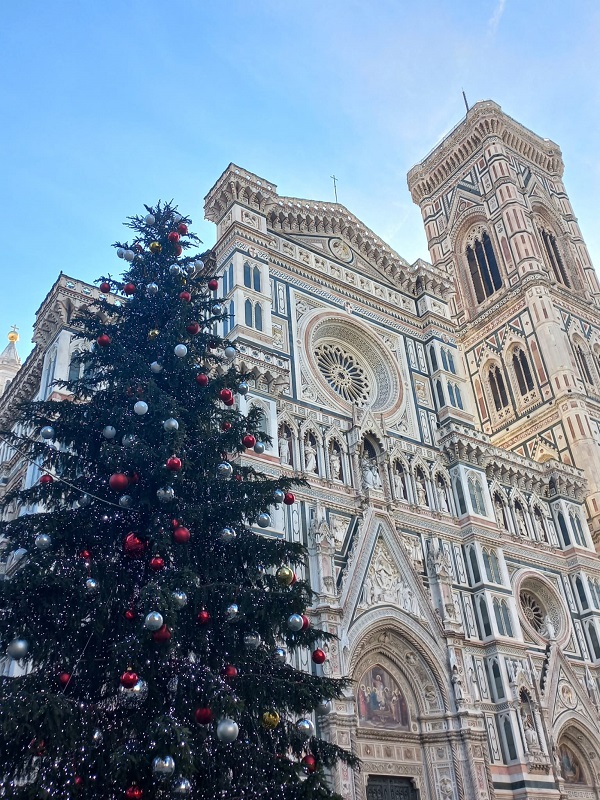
[573, 342, 593, 385]
[540, 228, 570, 286]
[489, 365, 509, 411]
[512, 348, 534, 396]
[466, 231, 502, 303]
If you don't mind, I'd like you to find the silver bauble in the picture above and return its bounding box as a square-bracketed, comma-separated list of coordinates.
[144, 611, 164, 631]
[257, 513, 271, 528]
[216, 719, 239, 742]
[144, 213, 156, 225]
[212, 303, 223, 315]
[194, 259, 204, 270]
[157, 486, 175, 502]
[118, 678, 148, 708]
[216, 462, 233, 479]
[244, 632, 261, 649]
[223, 346, 236, 361]
[119, 495, 133, 508]
[79, 494, 92, 507]
[92, 728, 103, 744]
[253, 442, 265, 455]
[172, 777, 192, 797]
[35, 533, 52, 550]
[117, 247, 125, 258]
[174, 344, 188, 358]
[169, 264, 182, 276]
[296, 718, 315, 738]
[150, 361, 163, 373]
[124, 249, 135, 262]
[85, 578, 99, 593]
[40, 425, 55, 440]
[102, 425, 117, 439]
[273, 489, 285, 505]
[152, 755, 175, 779]
[226, 603, 239, 620]
[237, 381, 249, 395]
[122, 433, 137, 447]
[172, 590, 188, 609]
[134, 400, 148, 415]
[273, 647, 287, 664]
[7, 638, 29, 660]
[316, 699, 333, 715]
[220, 527, 236, 542]
[287, 614, 303, 632]
[163, 418, 179, 432]
[173, 213, 182, 223]
[146, 282, 159, 295]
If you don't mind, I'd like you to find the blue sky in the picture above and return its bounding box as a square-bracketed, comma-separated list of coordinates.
[1, 1, 599, 358]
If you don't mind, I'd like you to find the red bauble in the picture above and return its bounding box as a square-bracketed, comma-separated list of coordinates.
[173, 526, 190, 544]
[179, 291, 191, 303]
[301, 614, 310, 631]
[74, 776, 83, 787]
[283, 492, 295, 505]
[242, 434, 256, 449]
[221, 421, 232, 431]
[311, 648, 326, 664]
[99, 281, 111, 293]
[123, 533, 146, 558]
[196, 373, 209, 387]
[168, 231, 180, 243]
[207, 278, 219, 291]
[197, 609, 211, 625]
[194, 707, 213, 724]
[152, 624, 171, 643]
[125, 786, 143, 800]
[302, 754, 317, 773]
[224, 398, 235, 407]
[171, 519, 179, 529]
[109, 473, 129, 492]
[222, 664, 238, 679]
[97, 334, 111, 347]
[79, 550, 91, 561]
[120, 670, 138, 688]
[123, 283, 136, 296]
[133, 243, 143, 254]
[128, 471, 140, 485]
[124, 609, 136, 621]
[166, 456, 182, 472]
[39, 474, 53, 485]
[150, 556, 165, 571]
[186, 321, 200, 335]
[177, 222, 188, 235]
[174, 244, 183, 256]
[219, 388, 234, 403]
[58, 672, 71, 687]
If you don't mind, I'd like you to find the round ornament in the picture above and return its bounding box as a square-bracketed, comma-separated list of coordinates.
[219, 388, 234, 403]
[92, 729, 103, 744]
[109, 473, 129, 492]
[172, 590, 188, 608]
[197, 609, 211, 625]
[152, 624, 171, 643]
[144, 612, 164, 631]
[221, 421, 232, 431]
[172, 778, 191, 797]
[118, 678, 148, 708]
[152, 755, 175, 779]
[149, 242, 162, 254]
[302, 755, 317, 774]
[316, 699, 332, 715]
[58, 672, 71, 687]
[157, 486, 175, 502]
[124, 282, 136, 296]
[237, 381, 249, 396]
[273, 489, 285, 505]
[119, 495, 133, 508]
[261, 710, 280, 729]
[146, 282, 159, 295]
[172, 213, 183, 223]
[168, 231, 180, 243]
[169, 264, 182, 276]
[78, 493, 92, 507]
[85, 578, 99, 593]
[79, 549, 91, 561]
[207, 278, 219, 291]
[296, 718, 315, 738]
[125, 787, 143, 800]
[312, 648, 326, 664]
[216, 462, 233, 479]
[225, 603, 239, 620]
[244, 632, 260, 649]
[177, 222, 188, 235]
[194, 259, 204, 269]
[273, 647, 287, 664]
[196, 373, 209, 387]
[39, 474, 53, 485]
[133, 401, 148, 415]
[276, 566, 294, 587]
[35, 533, 52, 550]
[148, 329, 160, 340]
[242, 434, 256, 449]
[40, 425, 55, 440]
[287, 614, 303, 632]
[144, 213, 155, 225]
[124, 609, 136, 621]
[102, 425, 117, 439]
[301, 615, 310, 631]
[124, 532, 147, 558]
[253, 442, 265, 454]
[174, 344, 188, 358]
[120, 669, 138, 688]
[212, 303, 223, 315]
[163, 418, 179, 432]
[97, 334, 111, 347]
[7, 639, 29, 660]
[219, 526, 236, 542]
[216, 719, 239, 742]
[166, 456, 182, 471]
[257, 513, 271, 528]
[179, 291, 191, 303]
[284, 492, 295, 505]
[150, 556, 165, 571]
[100, 281, 111, 293]
[186, 321, 200, 335]
[124, 249, 135, 261]
[194, 707, 213, 724]
[150, 361, 163, 374]
[173, 526, 190, 544]
[117, 248, 125, 258]
[222, 663, 238, 678]
[223, 346, 236, 361]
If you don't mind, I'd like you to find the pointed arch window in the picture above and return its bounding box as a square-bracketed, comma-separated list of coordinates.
[436, 380, 445, 408]
[489, 365, 509, 411]
[557, 512, 571, 547]
[441, 349, 448, 371]
[540, 228, 570, 286]
[447, 351, 456, 374]
[447, 382, 456, 406]
[573, 342, 593, 385]
[493, 599, 513, 637]
[512, 348, 534, 395]
[468, 547, 481, 584]
[454, 385, 463, 410]
[253, 266, 261, 293]
[587, 622, 600, 660]
[570, 512, 586, 546]
[483, 549, 501, 584]
[575, 576, 589, 610]
[478, 596, 492, 638]
[466, 231, 502, 303]
[243, 262, 252, 288]
[429, 347, 438, 372]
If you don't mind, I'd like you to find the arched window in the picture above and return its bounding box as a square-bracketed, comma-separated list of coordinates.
[488, 658, 504, 699]
[502, 717, 517, 761]
[447, 351, 456, 374]
[573, 342, 593, 385]
[430, 347, 438, 372]
[254, 303, 263, 331]
[512, 348, 534, 395]
[468, 547, 481, 584]
[447, 383, 456, 406]
[455, 478, 467, 515]
[493, 599, 513, 637]
[478, 596, 492, 638]
[454, 385, 463, 410]
[243, 262, 252, 288]
[483, 549, 501, 584]
[570, 513, 586, 546]
[245, 299, 253, 327]
[253, 266, 261, 292]
[466, 231, 502, 303]
[436, 380, 445, 408]
[468, 475, 486, 515]
[228, 300, 235, 332]
[489, 365, 509, 411]
[441, 349, 448, 371]
[575, 576, 589, 610]
[589, 578, 600, 609]
[222, 268, 229, 296]
[587, 623, 600, 660]
[540, 228, 570, 286]
[68, 354, 82, 383]
[557, 512, 571, 546]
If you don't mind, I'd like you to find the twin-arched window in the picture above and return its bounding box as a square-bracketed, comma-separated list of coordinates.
[493, 598, 513, 637]
[489, 365, 509, 411]
[539, 227, 570, 286]
[243, 263, 261, 293]
[466, 232, 502, 303]
[244, 300, 263, 331]
[573, 341, 593, 385]
[512, 348, 534, 396]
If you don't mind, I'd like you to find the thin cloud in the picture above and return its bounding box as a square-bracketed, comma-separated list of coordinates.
[489, 0, 507, 35]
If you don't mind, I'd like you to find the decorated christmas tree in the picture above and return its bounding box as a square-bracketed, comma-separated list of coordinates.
[0, 204, 355, 799]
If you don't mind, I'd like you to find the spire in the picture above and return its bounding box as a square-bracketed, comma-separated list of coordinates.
[0, 326, 21, 366]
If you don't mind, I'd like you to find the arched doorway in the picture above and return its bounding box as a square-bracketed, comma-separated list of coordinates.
[556, 725, 600, 798]
[367, 776, 420, 800]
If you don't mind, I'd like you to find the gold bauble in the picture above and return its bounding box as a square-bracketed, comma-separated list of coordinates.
[149, 241, 162, 254]
[148, 329, 160, 340]
[276, 566, 294, 587]
[261, 710, 280, 729]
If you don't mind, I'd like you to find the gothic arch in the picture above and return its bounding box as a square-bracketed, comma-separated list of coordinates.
[553, 718, 600, 794]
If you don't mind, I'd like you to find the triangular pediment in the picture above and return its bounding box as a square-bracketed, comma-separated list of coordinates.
[286, 232, 396, 283]
[447, 187, 484, 230]
[544, 646, 600, 731]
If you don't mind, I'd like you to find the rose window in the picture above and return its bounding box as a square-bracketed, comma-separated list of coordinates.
[315, 343, 370, 405]
[519, 591, 544, 632]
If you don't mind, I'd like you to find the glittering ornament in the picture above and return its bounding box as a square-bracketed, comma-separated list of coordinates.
[197, 609, 210, 625]
[146, 282, 158, 295]
[125, 786, 143, 800]
[124, 282, 136, 296]
[173, 526, 190, 544]
[85, 578, 99, 592]
[302, 755, 317, 773]
[276, 566, 294, 586]
[186, 321, 200, 335]
[273, 647, 287, 664]
[226, 603, 239, 619]
[109, 473, 129, 492]
[174, 344, 188, 358]
[97, 334, 111, 347]
[119, 678, 148, 707]
[179, 291, 191, 303]
[287, 614, 303, 632]
[144, 612, 164, 631]
[40, 425, 55, 439]
[296, 718, 315, 738]
[163, 418, 179, 432]
[242, 434, 256, 448]
[216, 718, 239, 742]
[169, 264, 182, 276]
[124, 533, 146, 557]
[217, 462, 233, 479]
[148, 329, 160, 340]
[261, 710, 280, 729]
[102, 425, 116, 439]
[172, 213, 183, 223]
[143, 212, 156, 225]
[92, 728, 103, 744]
[194, 707, 213, 724]
[39, 473, 53, 485]
[35, 533, 52, 550]
[196, 373, 209, 387]
[149, 241, 162, 254]
[220, 526, 236, 542]
[152, 755, 175, 779]
[124, 249, 135, 261]
[133, 400, 148, 415]
[253, 442, 265, 454]
[119, 494, 133, 508]
[244, 632, 260, 649]
[222, 663, 238, 678]
[212, 303, 223, 315]
[150, 361, 163, 373]
[150, 556, 165, 571]
[207, 278, 219, 291]
[312, 648, 326, 664]
[100, 281, 111, 293]
[120, 669, 138, 688]
[152, 624, 171, 643]
[168, 231, 180, 243]
[257, 513, 271, 528]
[316, 699, 332, 715]
[223, 345, 236, 360]
[172, 590, 188, 608]
[166, 456, 182, 471]
[7, 639, 29, 659]
[172, 778, 192, 797]
[284, 492, 295, 505]
[157, 486, 175, 502]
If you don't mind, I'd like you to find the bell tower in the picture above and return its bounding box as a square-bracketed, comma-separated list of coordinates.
[408, 101, 600, 543]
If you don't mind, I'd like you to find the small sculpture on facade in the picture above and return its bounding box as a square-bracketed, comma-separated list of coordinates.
[393, 466, 406, 501]
[361, 459, 382, 490]
[304, 438, 317, 473]
[278, 428, 291, 466]
[540, 614, 557, 641]
[416, 478, 428, 507]
[329, 446, 342, 481]
[437, 480, 449, 512]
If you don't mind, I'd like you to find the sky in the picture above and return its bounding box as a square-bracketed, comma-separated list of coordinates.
[1, 0, 599, 359]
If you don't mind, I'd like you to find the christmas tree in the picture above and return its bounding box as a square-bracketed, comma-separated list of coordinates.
[0, 204, 356, 799]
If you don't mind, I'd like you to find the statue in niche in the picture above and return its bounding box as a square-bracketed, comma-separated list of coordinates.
[359, 540, 399, 608]
[329, 445, 342, 481]
[494, 496, 507, 529]
[515, 504, 528, 536]
[331, 516, 347, 547]
[393, 466, 406, 500]
[416, 476, 428, 507]
[402, 533, 423, 572]
[356, 665, 410, 730]
[522, 714, 540, 752]
[304, 437, 318, 473]
[534, 511, 547, 542]
[278, 428, 291, 466]
[361, 459, 381, 490]
[437, 479, 449, 512]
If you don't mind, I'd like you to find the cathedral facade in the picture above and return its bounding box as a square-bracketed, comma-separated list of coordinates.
[3, 101, 600, 799]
